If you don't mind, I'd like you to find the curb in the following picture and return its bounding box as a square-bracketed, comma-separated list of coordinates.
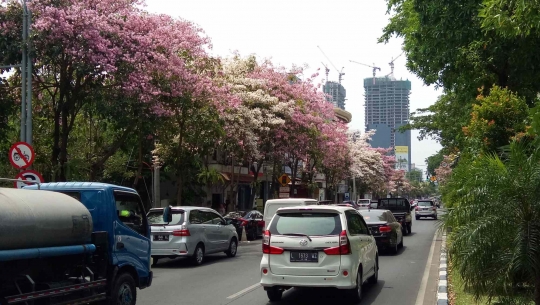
[437, 232, 448, 304]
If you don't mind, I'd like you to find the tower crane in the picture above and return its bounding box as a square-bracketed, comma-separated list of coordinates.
[386, 51, 404, 80]
[317, 46, 345, 84]
[321, 62, 330, 83]
[349, 60, 381, 84]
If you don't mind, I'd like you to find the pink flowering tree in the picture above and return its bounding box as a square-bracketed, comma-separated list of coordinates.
[0, 0, 215, 181]
[348, 130, 386, 196]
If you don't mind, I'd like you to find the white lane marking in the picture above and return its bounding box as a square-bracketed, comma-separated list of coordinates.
[415, 230, 438, 305]
[226, 283, 261, 299]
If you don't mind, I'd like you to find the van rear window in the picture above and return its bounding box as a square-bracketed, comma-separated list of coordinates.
[147, 210, 184, 225]
[269, 213, 342, 236]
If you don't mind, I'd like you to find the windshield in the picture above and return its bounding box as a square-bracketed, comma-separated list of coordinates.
[269, 212, 342, 236]
[418, 201, 433, 207]
[358, 200, 370, 205]
[147, 210, 184, 225]
[359, 210, 386, 222]
[224, 211, 246, 219]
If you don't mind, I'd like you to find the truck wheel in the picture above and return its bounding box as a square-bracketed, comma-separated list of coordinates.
[110, 273, 137, 305]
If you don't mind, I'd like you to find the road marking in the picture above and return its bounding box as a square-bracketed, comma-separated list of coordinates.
[415, 230, 438, 305]
[226, 283, 260, 299]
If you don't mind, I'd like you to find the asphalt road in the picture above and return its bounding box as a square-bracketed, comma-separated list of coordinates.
[139, 213, 440, 305]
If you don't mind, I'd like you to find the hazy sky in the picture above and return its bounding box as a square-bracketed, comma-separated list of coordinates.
[145, 0, 442, 173]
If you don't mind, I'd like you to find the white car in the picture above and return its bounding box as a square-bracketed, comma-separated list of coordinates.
[260, 205, 379, 302]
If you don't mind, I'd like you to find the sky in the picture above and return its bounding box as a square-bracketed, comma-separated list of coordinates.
[145, 0, 442, 175]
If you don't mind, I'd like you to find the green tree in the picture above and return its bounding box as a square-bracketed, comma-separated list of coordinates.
[426, 152, 444, 178]
[443, 142, 540, 304]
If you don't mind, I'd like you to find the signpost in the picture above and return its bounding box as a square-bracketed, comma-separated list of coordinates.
[9, 141, 35, 169]
[14, 170, 44, 189]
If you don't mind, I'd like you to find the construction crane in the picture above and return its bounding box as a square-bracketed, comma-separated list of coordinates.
[321, 62, 330, 83]
[386, 51, 404, 80]
[349, 60, 381, 84]
[317, 46, 345, 84]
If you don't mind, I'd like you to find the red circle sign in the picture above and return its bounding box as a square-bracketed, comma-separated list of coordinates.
[14, 170, 44, 189]
[8, 142, 35, 169]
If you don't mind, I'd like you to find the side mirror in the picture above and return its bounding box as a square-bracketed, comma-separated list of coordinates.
[163, 206, 173, 223]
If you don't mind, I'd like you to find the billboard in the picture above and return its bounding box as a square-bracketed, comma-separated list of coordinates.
[395, 146, 409, 171]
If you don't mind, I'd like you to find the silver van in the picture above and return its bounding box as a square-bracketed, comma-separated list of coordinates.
[147, 206, 239, 266]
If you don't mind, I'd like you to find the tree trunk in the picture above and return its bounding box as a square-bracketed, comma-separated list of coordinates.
[249, 160, 263, 208]
[132, 134, 143, 189]
[534, 274, 540, 305]
[51, 108, 61, 182]
[176, 175, 183, 206]
[58, 103, 69, 181]
[289, 158, 299, 198]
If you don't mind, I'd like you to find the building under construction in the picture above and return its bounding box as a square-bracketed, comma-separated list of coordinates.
[364, 77, 412, 172]
[323, 81, 346, 110]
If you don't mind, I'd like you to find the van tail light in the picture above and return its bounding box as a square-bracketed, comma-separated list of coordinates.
[323, 230, 351, 255]
[172, 225, 191, 236]
[262, 230, 284, 254]
[379, 225, 392, 233]
[240, 219, 249, 226]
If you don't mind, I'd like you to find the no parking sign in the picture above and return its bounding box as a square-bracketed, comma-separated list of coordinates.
[14, 170, 44, 189]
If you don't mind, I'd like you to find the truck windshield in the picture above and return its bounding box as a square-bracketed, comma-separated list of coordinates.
[147, 210, 184, 225]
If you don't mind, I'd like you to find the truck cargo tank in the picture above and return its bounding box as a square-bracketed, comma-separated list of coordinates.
[0, 188, 93, 250]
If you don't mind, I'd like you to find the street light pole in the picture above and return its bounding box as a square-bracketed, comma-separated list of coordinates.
[25, 5, 32, 146]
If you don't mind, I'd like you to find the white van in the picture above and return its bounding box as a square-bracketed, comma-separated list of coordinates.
[263, 198, 318, 229]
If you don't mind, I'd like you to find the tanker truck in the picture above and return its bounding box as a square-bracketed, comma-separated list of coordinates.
[0, 182, 153, 305]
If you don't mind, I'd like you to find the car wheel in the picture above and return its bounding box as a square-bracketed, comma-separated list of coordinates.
[349, 269, 363, 301]
[415, 216, 420, 220]
[266, 288, 283, 302]
[225, 238, 238, 257]
[398, 235, 404, 248]
[369, 257, 378, 285]
[191, 244, 205, 266]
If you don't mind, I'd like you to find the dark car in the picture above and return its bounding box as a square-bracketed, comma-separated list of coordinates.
[359, 209, 404, 254]
[377, 197, 412, 235]
[223, 210, 264, 240]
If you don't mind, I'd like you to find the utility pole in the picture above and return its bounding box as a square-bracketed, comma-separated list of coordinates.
[20, 1, 27, 143]
[25, 5, 32, 146]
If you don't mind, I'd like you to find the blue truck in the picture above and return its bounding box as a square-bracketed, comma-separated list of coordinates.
[0, 182, 153, 305]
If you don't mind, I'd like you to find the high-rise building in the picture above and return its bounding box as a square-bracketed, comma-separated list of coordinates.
[364, 77, 412, 172]
[323, 81, 346, 110]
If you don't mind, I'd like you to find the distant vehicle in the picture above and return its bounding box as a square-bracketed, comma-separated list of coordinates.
[224, 210, 264, 240]
[4, 182, 153, 305]
[147, 206, 239, 266]
[377, 198, 412, 235]
[260, 205, 379, 302]
[415, 200, 438, 220]
[359, 209, 404, 254]
[263, 198, 318, 229]
[357, 199, 371, 209]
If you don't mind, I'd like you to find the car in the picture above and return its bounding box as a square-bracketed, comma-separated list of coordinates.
[377, 198, 413, 235]
[359, 209, 403, 254]
[357, 199, 371, 209]
[415, 200, 438, 220]
[224, 210, 265, 240]
[260, 205, 379, 302]
[147, 206, 239, 266]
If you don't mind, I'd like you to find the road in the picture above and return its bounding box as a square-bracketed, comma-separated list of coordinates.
[139, 214, 440, 305]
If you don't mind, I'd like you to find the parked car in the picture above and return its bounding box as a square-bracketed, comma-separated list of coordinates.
[377, 198, 412, 235]
[359, 209, 403, 254]
[224, 210, 264, 240]
[260, 205, 379, 302]
[357, 199, 371, 209]
[147, 206, 239, 266]
[415, 200, 438, 220]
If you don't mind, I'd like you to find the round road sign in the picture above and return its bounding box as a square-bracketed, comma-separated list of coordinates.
[14, 170, 44, 189]
[8, 142, 35, 169]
